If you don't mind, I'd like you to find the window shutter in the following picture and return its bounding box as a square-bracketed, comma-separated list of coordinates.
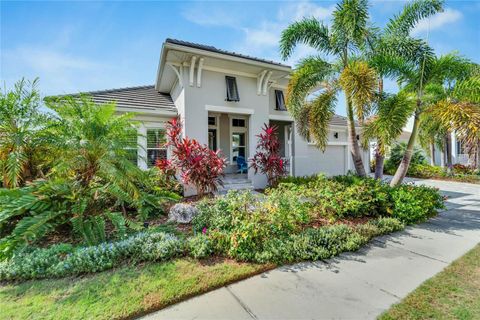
[226, 76, 240, 102]
[275, 90, 286, 110]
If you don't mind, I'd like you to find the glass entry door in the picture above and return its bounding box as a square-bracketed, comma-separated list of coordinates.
[232, 132, 246, 160]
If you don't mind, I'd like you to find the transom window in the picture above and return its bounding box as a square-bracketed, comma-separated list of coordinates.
[146, 128, 167, 167]
[232, 118, 246, 127]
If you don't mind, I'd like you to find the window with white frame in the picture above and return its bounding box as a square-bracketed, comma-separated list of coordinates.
[146, 128, 167, 167]
[124, 129, 138, 165]
[230, 117, 247, 161]
[208, 115, 219, 151]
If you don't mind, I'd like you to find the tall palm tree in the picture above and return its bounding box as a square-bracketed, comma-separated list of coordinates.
[279, 0, 443, 177]
[280, 0, 376, 176]
[364, 0, 443, 179]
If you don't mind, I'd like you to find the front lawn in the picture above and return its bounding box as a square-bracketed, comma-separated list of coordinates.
[0, 258, 271, 320]
[380, 244, 480, 320]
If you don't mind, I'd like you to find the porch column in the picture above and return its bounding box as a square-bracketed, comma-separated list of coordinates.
[451, 132, 457, 164]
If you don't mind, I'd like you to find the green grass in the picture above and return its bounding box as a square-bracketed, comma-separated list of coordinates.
[0, 258, 271, 320]
[380, 244, 480, 320]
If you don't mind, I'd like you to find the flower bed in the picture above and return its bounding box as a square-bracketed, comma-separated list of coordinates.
[1, 175, 445, 282]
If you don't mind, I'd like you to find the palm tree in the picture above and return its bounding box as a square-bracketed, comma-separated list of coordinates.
[390, 52, 480, 185]
[279, 0, 443, 177]
[364, 0, 443, 179]
[0, 78, 54, 188]
[362, 93, 415, 179]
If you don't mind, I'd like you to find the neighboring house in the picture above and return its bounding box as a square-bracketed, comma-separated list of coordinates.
[431, 133, 474, 167]
[69, 38, 370, 190]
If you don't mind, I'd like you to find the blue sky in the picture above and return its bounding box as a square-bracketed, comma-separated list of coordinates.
[1, 0, 479, 116]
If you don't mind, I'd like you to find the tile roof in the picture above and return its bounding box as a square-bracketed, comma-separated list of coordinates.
[53, 85, 176, 112]
[330, 114, 350, 127]
[166, 38, 290, 68]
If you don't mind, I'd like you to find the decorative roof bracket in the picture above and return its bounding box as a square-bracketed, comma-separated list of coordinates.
[257, 70, 267, 95]
[197, 58, 204, 88]
[189, 56, 197, 86]
[167, 62, 183, 88]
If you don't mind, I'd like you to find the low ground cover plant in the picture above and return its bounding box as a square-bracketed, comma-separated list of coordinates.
[0, 231, 183, 281]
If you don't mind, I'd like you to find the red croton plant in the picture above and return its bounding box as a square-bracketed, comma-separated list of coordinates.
[250, 123, 287, 187]
[159, 117, 227, 196]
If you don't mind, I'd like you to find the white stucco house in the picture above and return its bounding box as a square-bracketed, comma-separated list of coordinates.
[77, 39, 370, 191]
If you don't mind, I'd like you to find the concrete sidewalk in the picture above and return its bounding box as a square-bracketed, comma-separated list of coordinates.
[143, 179, 480, 320]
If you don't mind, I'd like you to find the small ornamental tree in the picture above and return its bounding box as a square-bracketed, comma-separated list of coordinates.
[165, 117, 227, 196]
[250, 124, 287, 187]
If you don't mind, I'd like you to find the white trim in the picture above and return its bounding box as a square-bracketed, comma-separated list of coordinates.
[257, 70, 267, 95]
[229, 115, 248, 162]
[269, 114, 293, 121]
[164, 42, 292, 72]
[116, 107, 177, 117]
[207, 114, 220, 151]
[262, 71, 272, 95]
[327, 141, 348, 146]
[189, 56, 197, 86]
[167, 63, 183, 88]
[205, 104, 254, 115]
[196, 58, 204, 88]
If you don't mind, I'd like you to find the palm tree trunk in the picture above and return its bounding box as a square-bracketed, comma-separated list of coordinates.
[445, 134, 453, 174]
[374, 148, 384, 180]
[390, 106, 421, 187]
[429, 143, 435, 166]
[440, 141, 446, 167]
[346, 99, 366, 177]
[476, 141, 480, 170]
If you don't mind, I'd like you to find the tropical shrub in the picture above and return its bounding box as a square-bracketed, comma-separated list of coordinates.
[192, 189, 310, 261]
[390, 184, 445, 224]
[280, 174, 391, 219]
[0, 78, 55, 188]
[0, 97, 178, 259]
[0, 231, 183, 281]
[166, 117, 227, 195]
[250, 124, 287, 187]
[384, 142, 427, 173]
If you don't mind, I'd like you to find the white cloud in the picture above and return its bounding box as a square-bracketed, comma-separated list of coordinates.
[1, 46, 127, 96]
[234, 1, 334, 65]
[412, 8, 462, 36]
[181, 3, 241, 27]
[279, 2, 335, 22]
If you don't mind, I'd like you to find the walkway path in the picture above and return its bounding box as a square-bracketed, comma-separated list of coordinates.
[143, 178, 480, 320]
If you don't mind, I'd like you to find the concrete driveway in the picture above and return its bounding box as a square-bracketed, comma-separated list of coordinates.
[143, 178, 480, 320]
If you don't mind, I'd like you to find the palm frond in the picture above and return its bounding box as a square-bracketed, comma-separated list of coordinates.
[385, 0, 444, 36]
[331, 0, 370, 52]
[339, 60, 378, 122]
[362, 93, 415, 155]
[279, 18, 331, 60]
[286, 56, 335, 116]
[308, 91, 337, 150]
[453, 76, 480, 103]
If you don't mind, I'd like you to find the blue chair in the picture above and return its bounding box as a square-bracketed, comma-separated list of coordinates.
[236, 156, 248, 174]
